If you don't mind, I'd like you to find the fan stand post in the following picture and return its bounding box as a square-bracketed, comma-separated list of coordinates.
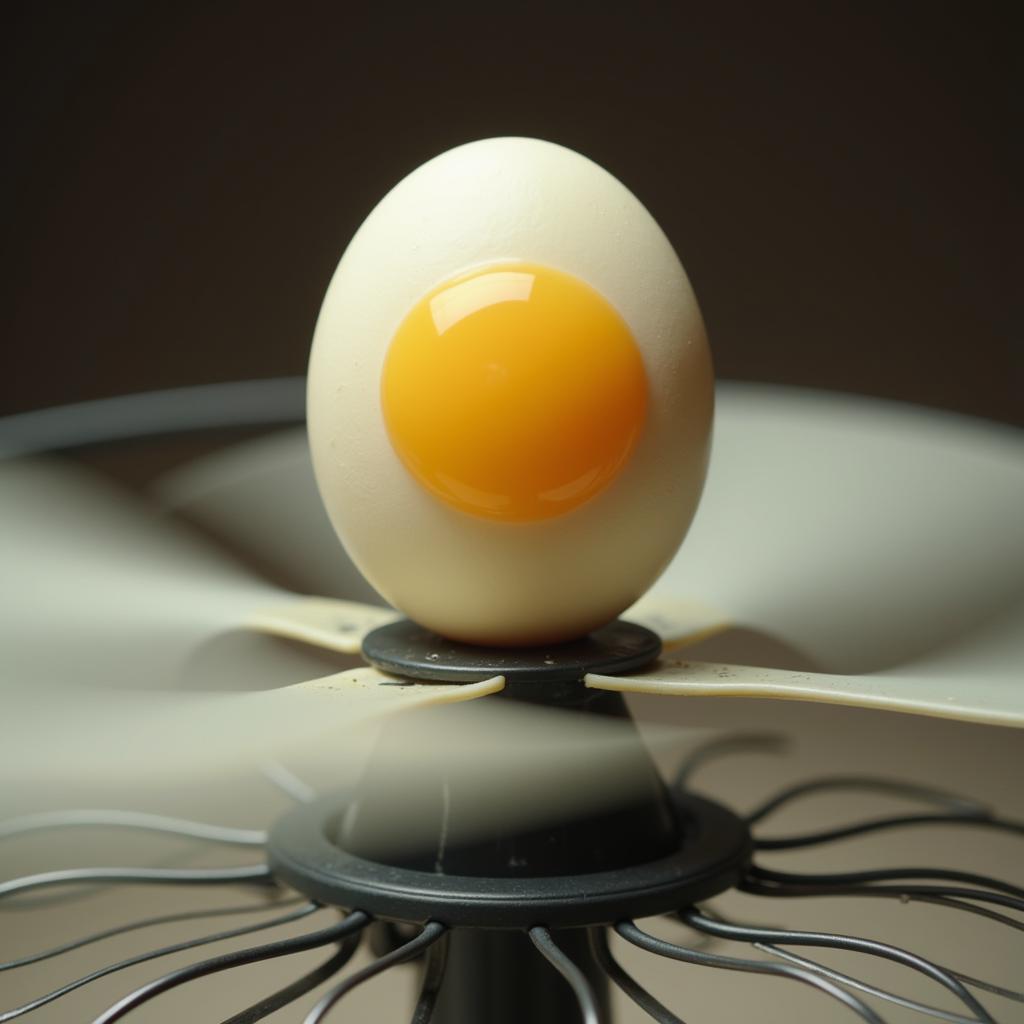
[433, 927, 609, 1024]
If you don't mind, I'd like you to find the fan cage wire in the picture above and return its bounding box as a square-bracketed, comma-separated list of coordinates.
[2, 738, 1022, 1024]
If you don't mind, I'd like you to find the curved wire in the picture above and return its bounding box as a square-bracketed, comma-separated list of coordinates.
[674, 733, 789, 789]
[837, 889, 1024, 934]
[754, 813, 1024, 851]
[0, 863, 273, 901]
[530, 927, 606, 1024]
[589, 926, 684, 1024]
[410, 929, 450, 1024]
[682, 907, 992, 1023]
[0, 377, 306, 457]
[742, 877, 1024, 914]
[260, 760, 316, 804]
[750, 864, 1024, 901]
[746, 776, 989, 825]
[0, 809, 266, 845]
[304, 921, 446, 1024]
[220, 930, 363, 1024]
[760, 944, 983, 1024]
[0, 895, 303, 971]
[615, 921, 885, 1024]
[90, 911, 369, 1024]
[938, 967, 1024, 1005]
[0, 902, 321, 1022]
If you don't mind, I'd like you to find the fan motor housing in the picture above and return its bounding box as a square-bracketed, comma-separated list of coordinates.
[268, 788, 751, 929]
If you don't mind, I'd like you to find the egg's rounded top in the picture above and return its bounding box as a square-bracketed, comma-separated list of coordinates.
[307, 137, 713, 646]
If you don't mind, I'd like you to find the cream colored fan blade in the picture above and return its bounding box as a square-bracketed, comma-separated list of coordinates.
[2, 667, 504, 785]
[244, 597, 400, 655]
[653, 384, 1024, 674]
[0, 459, 396, 689]
[590, 597, 1024, 727]
[3, 667, 694, 843]
[621, 593, 732, 651]
[153, 427, 383, 604]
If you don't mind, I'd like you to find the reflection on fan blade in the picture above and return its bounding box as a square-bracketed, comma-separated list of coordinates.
[621, 594, 732, 651]
[654, 385, 1024, 675]
[153, 428, 384, 604]
[590, 601, 1024, 727]
[0, 459, 276, 691]
[245, 598, 400, 655]
[2, 668, 504, 783]
[1, 669, 694, 836]
[0, 460, 392, 691]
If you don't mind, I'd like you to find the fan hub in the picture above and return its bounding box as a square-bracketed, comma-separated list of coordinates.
[268, 789, 751, 929]
[361, 618, 662, 690]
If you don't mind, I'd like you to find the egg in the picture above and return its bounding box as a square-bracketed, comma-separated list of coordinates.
[307, 137, 712, 646]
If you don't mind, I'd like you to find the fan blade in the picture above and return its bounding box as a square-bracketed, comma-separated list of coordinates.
[590, 597, 1024, 727]
[653, 384, 1024, 673]
[621, 593, 732, 651]
[244, 598, 400, 655]
[2, 667, 504, 782]
[152, 388, 1024, 675]
[0, 459, 396, 689]
[2, 666, 698, 843]
[153, 428, 383, 603]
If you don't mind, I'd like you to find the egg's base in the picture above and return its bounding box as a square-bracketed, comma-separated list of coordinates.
[361, 617, 662, 690]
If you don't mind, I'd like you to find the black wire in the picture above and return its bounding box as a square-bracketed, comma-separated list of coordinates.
[755, 942, 981, 1024]
[0, 902, 321, 1022]
[304, 921, 445, 1024]
[90, 911, 369, 1024]
[939, 967, 1024, 1005]
[0, 863, 274, 902]
[0, 809, 266, 845]
[219, 931, 363, 1024]
[674, 732, 789, 789]
[745, 775, 988, 826]
[589, 927, 685, 1024]
[741, 877, 1024, 914]
[681, 907, 992, 1023]
[530, 927, 606, 1024]
[616, 921, 885, 1024]
[891, 893, 1024, 934]
[410, 929, 450, 1024]
[754, 813, 1024, 850]
[750, 864, 1024, 901]
[0, 895, 304, 971]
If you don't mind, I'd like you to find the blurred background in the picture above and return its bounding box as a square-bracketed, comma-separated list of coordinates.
[3, 1, 1019, 425]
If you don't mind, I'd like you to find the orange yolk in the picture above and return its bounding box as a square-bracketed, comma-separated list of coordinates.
[381, 262, 648, 522]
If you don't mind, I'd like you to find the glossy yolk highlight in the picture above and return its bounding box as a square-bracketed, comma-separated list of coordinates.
[381, 263, 648, 522]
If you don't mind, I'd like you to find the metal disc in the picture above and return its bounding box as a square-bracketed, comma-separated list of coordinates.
[361, 618, 662, 685]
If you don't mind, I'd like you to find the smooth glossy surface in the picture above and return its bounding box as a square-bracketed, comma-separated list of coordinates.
[382, 263, 647, 522]
[306, 138, 712, 645]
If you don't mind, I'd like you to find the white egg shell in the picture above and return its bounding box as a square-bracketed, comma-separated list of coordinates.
[308, 137, 712, 646]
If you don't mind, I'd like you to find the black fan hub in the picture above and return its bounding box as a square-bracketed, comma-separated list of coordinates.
[267, 788, 751, 929]
[361, 618, 662, 692]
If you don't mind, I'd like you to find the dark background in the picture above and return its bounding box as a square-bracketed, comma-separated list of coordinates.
[3, 2, 1020, 424]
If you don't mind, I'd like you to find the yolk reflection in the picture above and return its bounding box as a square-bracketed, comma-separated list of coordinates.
[381, 262, 648, 522]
